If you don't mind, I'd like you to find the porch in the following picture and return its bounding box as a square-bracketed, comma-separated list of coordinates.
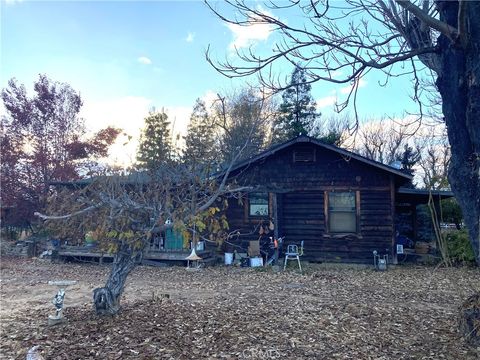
[56, 245, 215, 266]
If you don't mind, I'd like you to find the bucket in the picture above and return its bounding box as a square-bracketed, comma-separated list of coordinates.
[224, 252, 234, 265]
[249, 257, 263, 267]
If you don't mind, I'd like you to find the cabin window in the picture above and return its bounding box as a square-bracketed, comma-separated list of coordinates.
[249, 192, 269, 217]
[293, 147, 316, 163]
[327, 192, 357, 233]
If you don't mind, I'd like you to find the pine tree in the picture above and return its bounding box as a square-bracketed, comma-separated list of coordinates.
[136, 110, 172, 170]
[183, 98, 216, 170]
[272, 65, 318, 143]
[397, 144, 420, 176]
[396, 144, 420, 188]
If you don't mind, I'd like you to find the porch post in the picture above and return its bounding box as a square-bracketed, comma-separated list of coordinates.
[390, 176, 398, 265]
[273, 193, 279, 264]
[411, 203, 418, 240]
[273, 193, 279, 240]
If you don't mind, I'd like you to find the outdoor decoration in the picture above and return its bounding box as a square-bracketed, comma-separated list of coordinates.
[47, 280, 77, 325]
[185, 248, 202, 270]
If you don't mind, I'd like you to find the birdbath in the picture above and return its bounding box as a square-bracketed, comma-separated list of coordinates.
[185, 248, 202, 270]
[47, 280, 77, 326]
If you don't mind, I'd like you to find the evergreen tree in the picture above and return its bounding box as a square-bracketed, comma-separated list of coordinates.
[397, 144, 420, 176]
[272, 65, 318, 143]
[136, 110, 172, 170]
[183, 98, 217, 170]
[396, 144, 420, 188]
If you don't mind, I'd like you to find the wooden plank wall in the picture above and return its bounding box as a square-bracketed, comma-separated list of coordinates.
[282, 191, 324, 256]
[278, 190, 392, 263]
[224, 143, 399, 262]
[223, 196, 273, 253]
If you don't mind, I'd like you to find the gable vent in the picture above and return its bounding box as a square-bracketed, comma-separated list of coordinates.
[293, 147, 316, 163]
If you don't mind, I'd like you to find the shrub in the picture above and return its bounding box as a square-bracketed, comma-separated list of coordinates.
[445, 229, 476, 265]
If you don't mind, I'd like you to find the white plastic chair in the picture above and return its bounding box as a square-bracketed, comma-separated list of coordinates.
[283, 241, 304, 272]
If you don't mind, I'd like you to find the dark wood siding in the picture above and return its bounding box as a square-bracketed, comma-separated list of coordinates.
[223, 195, 272, 253]
[281, 191, 324, 256]
[357, 190, 393, 260]
[230, 143, 391, 191]
[224, 143, 397, 262]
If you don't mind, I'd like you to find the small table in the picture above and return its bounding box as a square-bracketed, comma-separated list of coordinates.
[47, 280, 77, 325]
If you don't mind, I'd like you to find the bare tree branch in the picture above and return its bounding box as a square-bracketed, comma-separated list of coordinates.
[34, 203, 102, 220]
[394, 0, 458, 41]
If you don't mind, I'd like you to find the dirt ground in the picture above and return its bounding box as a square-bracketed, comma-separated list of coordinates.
[0, 257, 479, 360]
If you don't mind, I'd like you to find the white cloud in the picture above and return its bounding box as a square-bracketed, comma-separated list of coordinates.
[0, 102, 7, 117]
[330, 70, 343, 79]
[137, 56, 152, 65]
[201, 90, 218, 109]
[78, 94, 217, 166]
[185, 32, 195, 43]
[227, 7, 274, 51]
[164, 106, 192, 149]
[4, 0, 24, 5]
[316, 95, 337, 109]
[342, 115, 446, 149]
[80, 96, 153, 168]
[339, 78, 367, 95]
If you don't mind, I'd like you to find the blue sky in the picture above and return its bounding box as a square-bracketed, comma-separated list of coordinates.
[1, 0, 423, 165]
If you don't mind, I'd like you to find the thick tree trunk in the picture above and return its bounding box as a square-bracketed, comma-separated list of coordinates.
[436, 1, 480, 265]
[93, 246, 139, 316]
[459, 292, 480, 346]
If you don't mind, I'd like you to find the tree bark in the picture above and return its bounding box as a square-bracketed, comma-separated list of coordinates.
[93, 245, 139, 316]
[436, 1, 480, 265]
[459, 292, 480, 346]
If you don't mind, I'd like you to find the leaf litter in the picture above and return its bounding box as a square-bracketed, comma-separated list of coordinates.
[0, 257, 479, 359]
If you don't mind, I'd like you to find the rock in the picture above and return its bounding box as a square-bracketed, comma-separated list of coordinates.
[26, 345, 45, 360]
[47, 316, 67, 326]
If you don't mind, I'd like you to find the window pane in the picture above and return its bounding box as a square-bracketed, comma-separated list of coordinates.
[329, 192, 357, 233]
[329, 192, 355, 210]
[329, 212, 356, 233]
[249, 193, 269, 216]
[250, 204, 269, 216]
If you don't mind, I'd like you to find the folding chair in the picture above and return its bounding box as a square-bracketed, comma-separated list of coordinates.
[283, 241, 304, 272]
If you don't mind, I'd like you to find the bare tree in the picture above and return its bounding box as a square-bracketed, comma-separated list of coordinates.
[311, 114, 351, 146]
[415, 132, 450, 190]
[34, 97, 260, 315]
[212, 88, 275, 163]
[356, 118, 410, 165]
[36, 154, 251, 315]
[205, 0, 480, 266]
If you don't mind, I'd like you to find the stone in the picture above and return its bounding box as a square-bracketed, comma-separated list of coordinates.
[47, 316, 67, 326]
[271, 265, 281, 273]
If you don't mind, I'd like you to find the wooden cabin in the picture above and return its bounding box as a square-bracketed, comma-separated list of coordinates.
[49, 135, 453, 265]
[221, 135, 451, 264]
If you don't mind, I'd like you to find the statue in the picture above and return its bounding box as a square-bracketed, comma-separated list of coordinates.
[47, 280, 76, 325]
